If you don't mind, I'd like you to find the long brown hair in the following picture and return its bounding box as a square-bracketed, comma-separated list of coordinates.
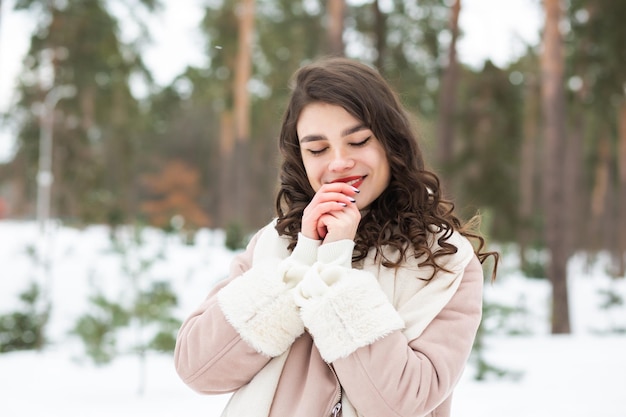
[275, 57, 498, 279]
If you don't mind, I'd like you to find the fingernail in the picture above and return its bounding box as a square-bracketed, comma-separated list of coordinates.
[351, 186, 360, 193]
[349, 197, 356, 203]
[339, 202, 347, 207]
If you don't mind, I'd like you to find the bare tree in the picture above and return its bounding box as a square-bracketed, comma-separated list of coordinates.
[436, 0, 461, 194]
[518, 73, 540, 268]
[372, 0, 387, 73]
[540, 0, 570, 334]
[219, 0, 255, 227]
[327, 0, 345, 56]
[619, 103, 626, 275]
[234, 0, 254, 145]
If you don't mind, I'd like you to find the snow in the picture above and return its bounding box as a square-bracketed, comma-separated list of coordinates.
[1, 220, 625, 416]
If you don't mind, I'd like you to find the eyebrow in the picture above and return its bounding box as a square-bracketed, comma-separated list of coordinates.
[299, 123, 368, 143]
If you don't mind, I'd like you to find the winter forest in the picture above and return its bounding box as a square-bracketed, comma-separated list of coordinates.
[0, 0, 625, 415]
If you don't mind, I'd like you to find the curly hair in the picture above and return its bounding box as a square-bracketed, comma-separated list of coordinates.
[275, 57, 498, 280]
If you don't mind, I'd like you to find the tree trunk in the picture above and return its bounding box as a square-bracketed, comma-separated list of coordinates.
[590, 134, 610, 249]
[618, 101, 626, 276]
[518, 75, 539, 268]
[230, 0, 255, 227]
[436, 0, 460, 176]
[219, 110, 235, 228]
[234, 0, 254, 144]
[372, 0, 387, 73]
[540, 0, 570, 334]
[564, 112, 584, 257]
[327, 0, 345, 56]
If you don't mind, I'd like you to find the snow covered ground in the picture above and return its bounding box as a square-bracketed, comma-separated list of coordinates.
[1, 220, 625, 416]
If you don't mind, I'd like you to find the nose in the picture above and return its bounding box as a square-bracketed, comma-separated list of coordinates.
[328, 148, 355, 172]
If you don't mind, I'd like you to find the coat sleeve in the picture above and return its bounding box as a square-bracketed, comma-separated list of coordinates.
[331, 256, 484, 417]
[174, 226, 319, 395]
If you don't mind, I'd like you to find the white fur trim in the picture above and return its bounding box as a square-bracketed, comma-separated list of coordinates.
[217, 259, 304, 357]
[217, 222, 322, 357]
[296, 268, 405, 363]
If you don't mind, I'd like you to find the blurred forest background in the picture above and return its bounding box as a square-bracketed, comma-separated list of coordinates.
[0, 0, 624, 337]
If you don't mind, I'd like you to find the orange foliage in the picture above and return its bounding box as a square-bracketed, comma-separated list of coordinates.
[140, 159, 211, 230]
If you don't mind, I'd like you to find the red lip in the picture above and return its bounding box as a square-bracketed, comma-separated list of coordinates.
[331, 175, 365, 189]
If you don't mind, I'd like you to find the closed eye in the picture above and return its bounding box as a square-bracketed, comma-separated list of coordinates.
[307, 147, 327, 155]
[350, 136, 371, 147]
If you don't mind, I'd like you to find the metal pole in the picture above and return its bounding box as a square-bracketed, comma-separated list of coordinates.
[35, 85, 75, 234]
[34, 85, 75, 323]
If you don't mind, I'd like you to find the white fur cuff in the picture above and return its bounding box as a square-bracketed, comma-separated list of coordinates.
[298, 271, 405, 363]
[218, 262, 304, 357]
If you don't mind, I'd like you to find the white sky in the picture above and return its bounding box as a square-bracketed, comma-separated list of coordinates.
[0, 0, 543, 163]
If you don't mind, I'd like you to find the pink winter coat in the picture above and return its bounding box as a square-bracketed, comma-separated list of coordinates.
[174, 220, 483, 417]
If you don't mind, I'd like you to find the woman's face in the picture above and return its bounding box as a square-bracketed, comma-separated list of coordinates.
[296, 102, 390, 210]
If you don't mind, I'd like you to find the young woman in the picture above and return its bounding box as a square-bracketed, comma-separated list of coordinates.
[174, 57, 498, 417]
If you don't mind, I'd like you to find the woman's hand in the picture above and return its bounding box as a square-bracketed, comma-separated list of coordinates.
[301, 183, 361, 243]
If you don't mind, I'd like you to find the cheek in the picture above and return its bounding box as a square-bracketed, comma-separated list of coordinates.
[381, 154, 391, 177]
[307, 172, 323, 191]
[302, 158, 322, 190]
[372, 150, 391, 187]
